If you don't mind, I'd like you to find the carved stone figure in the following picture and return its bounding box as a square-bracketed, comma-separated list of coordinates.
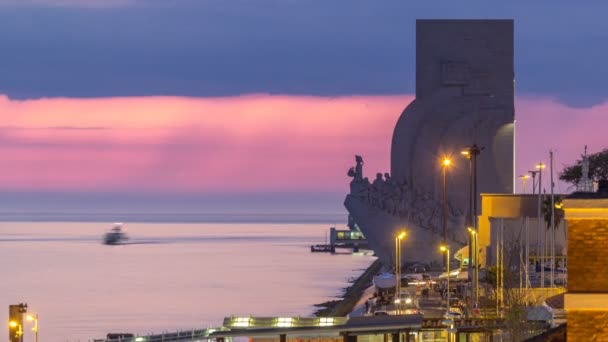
[355, 155, 364, 181]
[371, 173, 384, 208]
[348, 155, 371, 202]
[578, 145, 594, 192]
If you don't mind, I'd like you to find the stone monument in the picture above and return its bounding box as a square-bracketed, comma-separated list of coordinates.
[345, 19, 515, 266]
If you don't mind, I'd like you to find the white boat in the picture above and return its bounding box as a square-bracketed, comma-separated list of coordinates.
[103, 223, 128, 245]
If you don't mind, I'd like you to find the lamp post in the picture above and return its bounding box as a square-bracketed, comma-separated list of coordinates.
[395, 231, 406, 314]
[461, 149, 474, 306]
[468, 227, 479, 307]
[441, 157, 451, 247]
[462, 144, 482, 308]
[27, 314, 38, 342]
[536, 162, 546, 290]
[528, 170, 538, 195]
[519, 175, 530, 194]
[440, 245, 451, 313]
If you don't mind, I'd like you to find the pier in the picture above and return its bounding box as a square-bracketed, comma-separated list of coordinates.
[310, 227, 369, 253]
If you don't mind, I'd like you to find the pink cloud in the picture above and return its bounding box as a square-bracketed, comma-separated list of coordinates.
[0, 94, 409, 192]
[515, 96, 608, 193]
[0, 94, 604, 193]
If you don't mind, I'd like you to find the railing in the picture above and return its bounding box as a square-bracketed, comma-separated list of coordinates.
[422, 318, 505, 330]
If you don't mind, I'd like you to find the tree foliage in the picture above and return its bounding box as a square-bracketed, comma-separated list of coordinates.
[560, 148, 608, 186]
[542, 196, 564, 230]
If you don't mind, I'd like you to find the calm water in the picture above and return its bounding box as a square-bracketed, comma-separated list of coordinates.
[0, 222, 375, 341]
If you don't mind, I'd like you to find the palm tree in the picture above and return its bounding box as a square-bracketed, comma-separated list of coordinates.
[542, 195, 564, 231]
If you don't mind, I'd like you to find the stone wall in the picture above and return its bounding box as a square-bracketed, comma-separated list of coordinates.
[564, 197, 608, 341]
[568, 219, 608, 292]
[567, 310, 608, 342]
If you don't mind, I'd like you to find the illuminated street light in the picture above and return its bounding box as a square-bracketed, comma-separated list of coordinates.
[395, 230, 407, 314]
[9, 321, 23, 341]
[27, 314, 38, 342]
[519, 175, 530, 194]
[536, 162, 546, 290]
[441, 157, 451, 249]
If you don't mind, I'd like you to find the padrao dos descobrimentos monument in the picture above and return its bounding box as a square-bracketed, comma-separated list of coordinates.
[345, 19, 515, 268]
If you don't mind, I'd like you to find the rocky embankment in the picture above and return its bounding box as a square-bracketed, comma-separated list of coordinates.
[313, 259, 382, 316]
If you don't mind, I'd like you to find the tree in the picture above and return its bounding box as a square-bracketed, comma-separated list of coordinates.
[542, 196, 564, 231]
[560, 148, 608, 186]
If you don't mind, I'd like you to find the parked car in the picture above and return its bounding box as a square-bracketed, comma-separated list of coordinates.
[447, 307, 463, 317]
[407, 263, 428, 273]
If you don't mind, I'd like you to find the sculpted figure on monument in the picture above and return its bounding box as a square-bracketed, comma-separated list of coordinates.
[355, 155, 363, 180]
[347, 155, 371, 202]
[371, 173, 385, 209]
[381, 173, 393, 214]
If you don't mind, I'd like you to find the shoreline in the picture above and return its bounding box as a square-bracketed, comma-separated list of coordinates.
[313, 258, 382, 316]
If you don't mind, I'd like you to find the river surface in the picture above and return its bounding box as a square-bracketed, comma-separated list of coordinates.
[0, 222, 375, 341]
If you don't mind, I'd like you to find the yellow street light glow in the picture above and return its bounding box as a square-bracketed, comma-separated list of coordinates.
[536, 163, 546, 169]
[461, 150, 470, 156]
[520, 175, 530, 179]
[555, 203, 563, 209]
[398, 231, 407, 240]
[9, 321, 17, 328]
[467, 227, 476, 235]
[26, 315, 34, 321]
[440, 245, 448, 252]
[442, 158, 451, 167]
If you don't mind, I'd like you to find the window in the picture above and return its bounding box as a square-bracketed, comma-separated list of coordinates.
[277, 317, 293, 327]
[233, 317, 250, 327]
[319, 317, 334, 327]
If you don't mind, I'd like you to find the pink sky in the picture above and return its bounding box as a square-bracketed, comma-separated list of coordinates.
[0, 94, 604, 193]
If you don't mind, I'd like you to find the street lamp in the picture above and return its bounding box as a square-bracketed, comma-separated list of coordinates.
[461, 145, 481, 311]
[536, 162, 546, 290]
[527, 170, 539, 195]
[27, 314, 38, 342]
[461, 150, 473, 299]
[519, 175, 530, 194]
[468, 228, 479, 306]
[395, 230, 407, 314]
[440, 245, 451, 314]
[441, 157, 451, 247]
[9, 321, 23, 342]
